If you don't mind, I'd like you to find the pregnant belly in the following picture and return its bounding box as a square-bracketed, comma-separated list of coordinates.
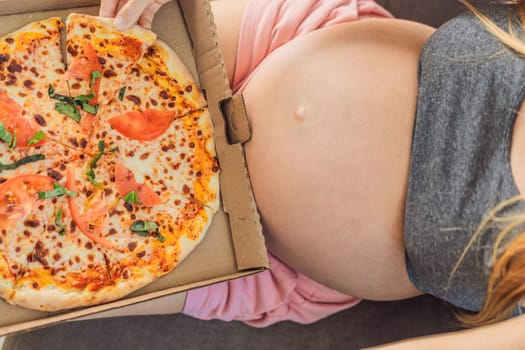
[241, 19, 434, 300]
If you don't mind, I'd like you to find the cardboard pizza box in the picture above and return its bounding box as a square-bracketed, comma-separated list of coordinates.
[0, 0, 268, 336]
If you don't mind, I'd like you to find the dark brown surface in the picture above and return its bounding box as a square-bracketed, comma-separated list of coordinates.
[4, 296, 459, 350]
[3, 1, 491, 349]
[377, 0, 486, 27]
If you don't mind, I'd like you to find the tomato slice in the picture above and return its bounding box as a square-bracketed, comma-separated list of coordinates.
[80, 113, 95, 134]
[108, 109, 176, 141]
[66, 167, 113, 248]
[114, 162, 161, 206]
[0, 89, 45, 147]
[0, 175, 54, 230]
[64, 43, 101, 105]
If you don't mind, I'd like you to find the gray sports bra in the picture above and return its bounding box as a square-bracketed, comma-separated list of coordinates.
[404, 5, 525, 312]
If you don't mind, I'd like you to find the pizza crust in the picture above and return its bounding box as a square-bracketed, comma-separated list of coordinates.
[11, 276, 154, 311]
[0, 255, 14, 304]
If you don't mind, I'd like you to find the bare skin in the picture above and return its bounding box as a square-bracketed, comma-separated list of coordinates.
[94, 0, 525, 348]
[241, 18, 430, 300]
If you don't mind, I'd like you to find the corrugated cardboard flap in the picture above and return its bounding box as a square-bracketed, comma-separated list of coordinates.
[222, 94, 251, 145]
[179, 0, 267, 270]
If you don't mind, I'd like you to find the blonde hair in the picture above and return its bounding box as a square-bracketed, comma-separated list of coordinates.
[454, 197, 525, 326]
[459, 0, 525, 54]
[454, 0, 525, 327]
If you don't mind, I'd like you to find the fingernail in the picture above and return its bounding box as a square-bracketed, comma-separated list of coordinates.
[114, 17, 128, 30]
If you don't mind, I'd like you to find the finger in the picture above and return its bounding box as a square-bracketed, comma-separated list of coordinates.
[99, 0, 120, 18]
[116, 0, 130, 14]
[138, 1, 164, 29]
[114, 0, 153, 30]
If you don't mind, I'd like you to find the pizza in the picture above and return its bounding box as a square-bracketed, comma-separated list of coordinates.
[0, 13, 219, 311]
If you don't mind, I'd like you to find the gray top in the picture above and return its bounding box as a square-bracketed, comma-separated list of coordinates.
[405, 5, 525, 312]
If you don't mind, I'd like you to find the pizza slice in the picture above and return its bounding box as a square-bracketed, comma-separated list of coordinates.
[90, 108, 220, 211]
[0, 17, 65, 105]
[0, 139, 86, 290]
[0, 139, 116, 311]
[12, 217, 113, 311]
[0, 17, 65, 149]
[60, 137, 216, 307]
[0, 16, 97, 154]
[103, 197, 215, 299]
[62, 13, 157, 107]
[64, 122, 218, 247]
[0, 171, 81, 310]
[0, 174, 60, 307]
[34, 13, 156, 153]
[108, 39, 207, 120]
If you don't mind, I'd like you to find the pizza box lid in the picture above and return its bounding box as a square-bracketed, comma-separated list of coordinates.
[0, 0, 268, 336]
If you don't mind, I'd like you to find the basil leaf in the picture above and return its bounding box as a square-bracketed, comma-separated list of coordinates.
[90, 153, 103, 170]
[0, 122, 12, 143]
[72, 92, 99, 115]
[97, 140, 105, 153]
[86, 168, 99, 185]
[11, 132, 16, 149]
[82, 71, 101, 116]
[81, 102, 98, 114]
[55, 102, 81, 122]
[27, 130, 46, 145]
[49, 85, 82, 122]
[38, 183, 77, 199]
[130, 221, 165, 242]
[90, 70, 101, 91]
[73, 94, 95, 104]
[55, 208, 63, 224]
[124, 190, 139, 204]
[0, 154, 44, 172]
[55, 208, 66, 236]
[118, 86, 126, 101]
[48, 85, 75, 105]
[0, 122, 15, 148]
[130, 221, 159, 232]
[86, 141, 118, 184]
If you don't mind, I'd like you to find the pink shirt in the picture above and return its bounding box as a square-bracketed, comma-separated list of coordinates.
[183, 0, 392, 327]
[232, 0, 392, 92]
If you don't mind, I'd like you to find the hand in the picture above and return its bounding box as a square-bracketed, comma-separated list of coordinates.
[99, 0, 172, 30]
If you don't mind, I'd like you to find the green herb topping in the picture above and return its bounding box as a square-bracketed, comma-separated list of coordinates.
[48, 84, 75, 105]
[0, 122, 16, 148]
[54, 101, 81, 122]
[124, 190, 139, 204]
[90, 71, 101, 90]
[118, 86, 126, 101]
[55, 208, 66, 235]
[27, 130, 46, 145]
[38, 183, 78, 199]
[0, 154, 44, 173]
[49, 71, 102, 122]
[86, 140, 119, 185]
[130, 220, 166, 243]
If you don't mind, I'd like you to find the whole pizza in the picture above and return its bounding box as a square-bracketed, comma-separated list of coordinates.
[0, 14, 220, 311]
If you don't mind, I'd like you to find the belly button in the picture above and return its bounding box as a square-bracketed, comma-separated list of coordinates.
[294, 105, 306, 122]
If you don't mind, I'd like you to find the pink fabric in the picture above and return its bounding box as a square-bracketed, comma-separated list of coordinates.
[182, 0, 392, 327]
[232, 0, 393, 92]
[183, 255, 361, 327]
